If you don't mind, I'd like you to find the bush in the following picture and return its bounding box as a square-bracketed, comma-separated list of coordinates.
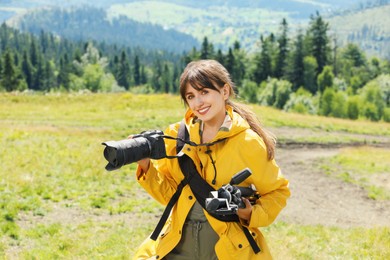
[283, 88, 317, 114]
[319, 87, 335, 116]
[331, 91, 347, 118]
[258, 78, 292, 109]
[238, 80, 258, 103]
[359, 80, 386, 121]
[317, 65, 334, 93]
[383, 108, 390, 122]
[363, 103, 380, 121]
[346, 96, 360, 120]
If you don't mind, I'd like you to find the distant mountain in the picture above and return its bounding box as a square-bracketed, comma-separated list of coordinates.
[327, 3, 390, 59]
[1, 0, 389, 58]
[7, 6, 198, 53]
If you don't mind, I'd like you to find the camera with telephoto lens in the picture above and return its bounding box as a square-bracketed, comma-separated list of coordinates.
[205, 168, 260, 215]
[102, 130, 167, 171]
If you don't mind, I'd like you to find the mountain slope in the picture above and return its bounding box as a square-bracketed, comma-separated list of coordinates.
[2, 0, 389, 58]
[9, 6, 198, 53]
[327, 4, 390, 59]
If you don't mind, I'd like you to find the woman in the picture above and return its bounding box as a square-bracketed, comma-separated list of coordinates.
[133, 60, 290, 259]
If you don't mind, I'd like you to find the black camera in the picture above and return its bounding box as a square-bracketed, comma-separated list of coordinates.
[205, 168, 260, 215]
[102, 130, 167, 171]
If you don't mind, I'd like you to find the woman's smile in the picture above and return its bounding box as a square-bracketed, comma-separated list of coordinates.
[197, 106, 210, 115]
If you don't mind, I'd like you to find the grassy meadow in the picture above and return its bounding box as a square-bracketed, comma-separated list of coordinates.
[0, 92, 389, 259]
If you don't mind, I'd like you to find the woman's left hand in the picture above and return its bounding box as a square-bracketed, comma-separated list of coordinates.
[237, 198, 252, 222]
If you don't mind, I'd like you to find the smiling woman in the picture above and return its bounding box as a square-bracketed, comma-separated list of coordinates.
[132, 59, 290, 259]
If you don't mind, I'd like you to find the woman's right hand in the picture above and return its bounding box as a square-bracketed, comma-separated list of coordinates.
[128, 134, 150, 172]
[137, 158, 150, 172]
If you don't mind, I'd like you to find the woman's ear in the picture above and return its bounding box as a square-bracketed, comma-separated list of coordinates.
[222, 84, 230, 100]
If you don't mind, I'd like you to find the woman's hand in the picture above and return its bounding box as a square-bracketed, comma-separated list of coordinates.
[128, 134, 150, 172]
[237, 198, 252, 223]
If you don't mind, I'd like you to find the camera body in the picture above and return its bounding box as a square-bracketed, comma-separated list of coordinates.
[205, 168, 260, 215]
[102, 130, 166, 171]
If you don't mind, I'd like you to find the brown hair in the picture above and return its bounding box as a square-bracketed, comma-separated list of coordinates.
[179, 59, 276, 160]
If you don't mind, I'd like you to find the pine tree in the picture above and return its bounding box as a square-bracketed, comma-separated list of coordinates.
[0, 23, 9, 51]
[1, 50, 18, 91]
[33, 56, 45, 91]
[162, 63, 170, 93]
[275, 18, 289, 79]
[134, 55, 140, 86]
[117, 51, 130, 89]
[253, 35, 272, 84]
[232, 40, 246, 86]
[307, 12, 330, 75]
[200, 37, 214, 59]
[57, 53, 70, 89]
[172, 64, 179, 93]
[286, 29, 305, 91]
[40, 29, 49, 54]
[43, 60, 56, 91]
[152, 59, 162, 92]
[30, 38, 39, 67]
[21, 50, 34, 89]
[140, 65, 147, 85]
[225, 47, 235, 78]
[303, 56, 318, 94]
[201, 37, 209, 59]
[215, 49, 224, 65]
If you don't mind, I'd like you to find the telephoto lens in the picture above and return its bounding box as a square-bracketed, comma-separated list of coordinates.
[102, 130, 167, 171]
[102, 138, 150, 171]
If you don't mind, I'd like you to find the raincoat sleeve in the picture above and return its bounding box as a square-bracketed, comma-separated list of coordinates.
[241, 135, 290, 228]
[135, 123, 181, 206]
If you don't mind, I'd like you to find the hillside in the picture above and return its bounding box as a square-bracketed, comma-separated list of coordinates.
[108, 1, 290, 52]
[1, 0, 365, 54]
[327, 4, 390, 59]
[7, 6, 198, 53]
[108, 1, 390, 56]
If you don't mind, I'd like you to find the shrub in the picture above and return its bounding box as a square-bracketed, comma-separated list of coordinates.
[258, 78, 292, 109]
[283, 88, 317, 114]
[238, 80, 258, 103]
[383, 108, 390, 122]
[346, 96, 360, 120]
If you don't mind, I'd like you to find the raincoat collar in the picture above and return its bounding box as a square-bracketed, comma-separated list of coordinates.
[183, 105, 250, 145]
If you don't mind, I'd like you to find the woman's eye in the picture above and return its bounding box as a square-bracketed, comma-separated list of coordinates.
[201, 90, 208, 95]
[186, 95, 193, 100]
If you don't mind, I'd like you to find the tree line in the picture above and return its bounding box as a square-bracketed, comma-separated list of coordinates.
[0, 12, 389, 122]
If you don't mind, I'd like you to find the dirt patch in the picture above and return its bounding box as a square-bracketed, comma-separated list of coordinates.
[275, 146, 390, 228]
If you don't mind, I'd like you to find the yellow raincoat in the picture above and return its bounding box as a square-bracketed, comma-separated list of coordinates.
[134, 106, 290, 259]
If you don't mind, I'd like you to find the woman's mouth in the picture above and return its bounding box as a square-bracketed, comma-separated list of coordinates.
[197, 106, 210, 115]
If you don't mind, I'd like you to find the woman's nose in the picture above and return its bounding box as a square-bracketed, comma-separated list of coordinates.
[192, 95, 202, 105]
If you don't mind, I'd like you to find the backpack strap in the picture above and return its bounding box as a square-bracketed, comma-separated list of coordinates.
[150, 178, 187, 241]
[150, 120, 260, 253]
[176, 121, 238, 222]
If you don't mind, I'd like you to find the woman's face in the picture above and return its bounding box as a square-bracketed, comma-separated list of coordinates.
[184, 83, 229, 126]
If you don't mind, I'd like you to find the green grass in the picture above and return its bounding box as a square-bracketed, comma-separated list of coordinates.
[0, 92, 389, 258]
[264, 222, 390, 259]
[322, 146, 390, 200]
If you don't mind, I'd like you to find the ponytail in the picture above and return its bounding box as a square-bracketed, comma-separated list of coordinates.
[227, 100, 276, 160]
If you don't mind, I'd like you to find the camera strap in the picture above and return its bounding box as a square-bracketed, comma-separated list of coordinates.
[150, 120, 260, 254]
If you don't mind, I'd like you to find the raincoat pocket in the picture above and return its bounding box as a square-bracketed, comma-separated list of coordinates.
[215, 227, 252, 259]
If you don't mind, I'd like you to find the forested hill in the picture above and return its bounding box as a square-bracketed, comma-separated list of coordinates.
[10, 6, 198, 53]
[327, 2, 390, 59]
